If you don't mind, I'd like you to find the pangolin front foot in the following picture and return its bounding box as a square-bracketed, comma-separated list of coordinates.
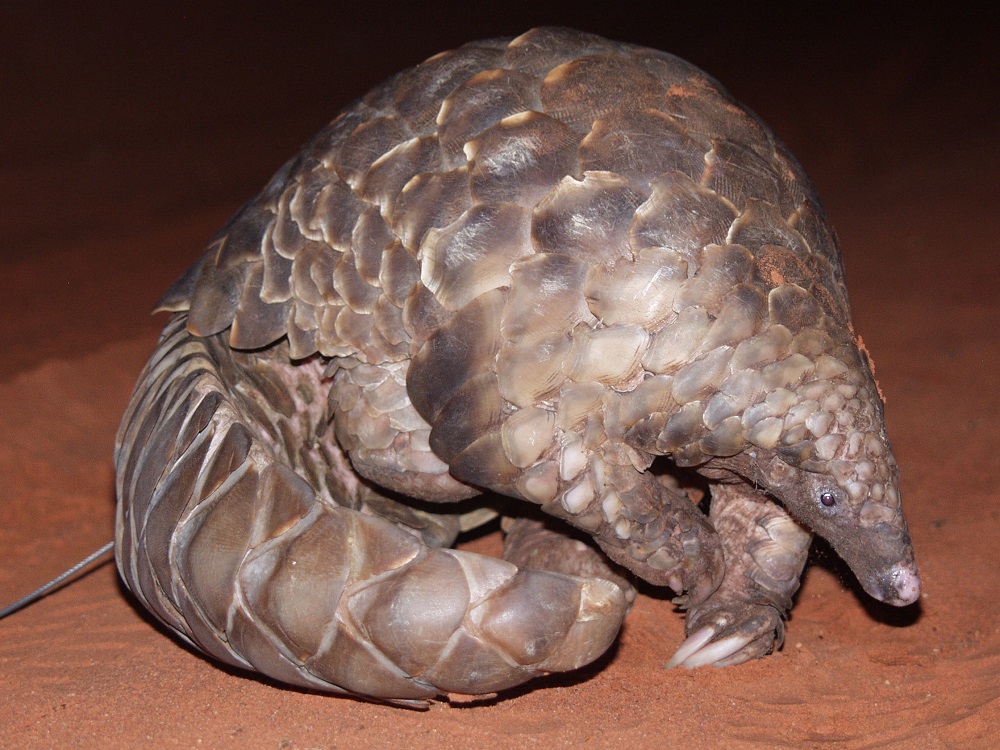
[667, 482, 812, 669]
[666, 602, 784, 668]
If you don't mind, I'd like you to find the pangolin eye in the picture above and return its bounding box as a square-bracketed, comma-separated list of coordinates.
[820, 491, 837, 508]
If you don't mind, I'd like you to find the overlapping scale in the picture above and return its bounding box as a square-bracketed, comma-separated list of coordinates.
[467, 111, 583, 206]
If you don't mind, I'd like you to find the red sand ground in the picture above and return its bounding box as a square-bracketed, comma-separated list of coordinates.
[2, 6, 997, 749]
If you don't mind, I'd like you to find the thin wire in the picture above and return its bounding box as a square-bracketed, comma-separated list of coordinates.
[0, 541, 115, 620]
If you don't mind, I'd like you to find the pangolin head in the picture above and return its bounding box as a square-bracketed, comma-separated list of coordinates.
[620, 319, 921, 606]
[743, 341, 921, 606]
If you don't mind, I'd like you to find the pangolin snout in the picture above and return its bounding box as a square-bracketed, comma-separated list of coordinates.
[871, 562, 921, 606]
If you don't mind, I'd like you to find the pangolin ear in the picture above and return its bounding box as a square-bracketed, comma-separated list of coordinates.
[761, 454, 795, 487]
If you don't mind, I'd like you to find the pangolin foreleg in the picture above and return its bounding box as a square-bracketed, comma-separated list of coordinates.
[666, 482, 812, 668]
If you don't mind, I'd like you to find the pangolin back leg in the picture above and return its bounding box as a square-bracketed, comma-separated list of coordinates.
[500, 516, 637, 605]
[115, 316, 629, 703]
[666, 482, 812, 668]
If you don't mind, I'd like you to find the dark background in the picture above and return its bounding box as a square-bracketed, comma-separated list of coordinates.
[3, 3, 992, 262]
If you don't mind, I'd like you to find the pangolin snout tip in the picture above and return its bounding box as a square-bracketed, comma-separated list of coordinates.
[878, 563, 921, 606]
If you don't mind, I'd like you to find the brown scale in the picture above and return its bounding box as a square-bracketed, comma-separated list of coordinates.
[121, 27, 920, 705]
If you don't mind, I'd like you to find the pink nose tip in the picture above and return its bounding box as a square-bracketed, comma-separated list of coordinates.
[888, 563, 921, 605]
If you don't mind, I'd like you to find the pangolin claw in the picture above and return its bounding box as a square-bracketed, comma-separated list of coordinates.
[666, 627, 757, 670]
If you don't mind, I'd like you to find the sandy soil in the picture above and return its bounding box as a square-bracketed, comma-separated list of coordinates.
[1, 5, 997, 749]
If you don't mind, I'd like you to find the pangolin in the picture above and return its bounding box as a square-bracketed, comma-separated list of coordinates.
[114, 27, 920, 705]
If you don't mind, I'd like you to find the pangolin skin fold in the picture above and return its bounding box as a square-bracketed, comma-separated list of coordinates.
[115, 27, 920, 705]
